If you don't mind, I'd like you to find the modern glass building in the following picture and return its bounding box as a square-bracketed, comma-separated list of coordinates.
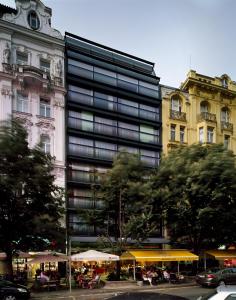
[65, 32, 163, 247]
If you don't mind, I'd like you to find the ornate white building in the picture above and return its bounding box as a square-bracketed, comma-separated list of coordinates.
[0, 0, 65, 188]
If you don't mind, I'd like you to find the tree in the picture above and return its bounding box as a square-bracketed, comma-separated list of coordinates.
[151, 143, 236, 254]
[0, 120, 65, 275]
[80, 152, 156, 252]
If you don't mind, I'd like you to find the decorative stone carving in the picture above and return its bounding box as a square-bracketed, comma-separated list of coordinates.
[3, 43, 11, 64]
[36, 120, 55, 135]
[2, 0, 63, 40]
[1, 88, 12, 96]
[53, 99, 64, 108]
[55, 59, 62, 78]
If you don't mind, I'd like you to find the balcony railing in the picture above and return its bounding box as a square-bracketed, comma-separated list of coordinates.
[169, 110, 186, 121]
[221, 121, 233, 132]
[198, 112, 216, 123]
[68, 117, 160, 144]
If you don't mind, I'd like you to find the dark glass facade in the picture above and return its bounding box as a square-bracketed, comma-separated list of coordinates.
[65, 33, 163, 245]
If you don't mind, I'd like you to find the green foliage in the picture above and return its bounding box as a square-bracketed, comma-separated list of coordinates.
[0, 120, 65, 272]
[80, 152, 156, 253]
[151, 144, 236, 253]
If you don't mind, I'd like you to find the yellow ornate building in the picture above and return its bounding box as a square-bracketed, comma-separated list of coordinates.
[161, 70, 236, 156]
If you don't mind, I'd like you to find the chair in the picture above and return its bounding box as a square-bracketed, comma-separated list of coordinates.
[88, 275, 101, 289]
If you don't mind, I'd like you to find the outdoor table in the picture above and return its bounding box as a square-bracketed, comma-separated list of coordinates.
[41, 280, 59, 291]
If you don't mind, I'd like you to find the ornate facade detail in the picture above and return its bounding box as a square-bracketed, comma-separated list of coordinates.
[53, 98, 64, 108]
[2, 42, 11, 64]
[1, 87, 12, 96]
[36, 119, 55, 135]
[2, 0, 63, 40]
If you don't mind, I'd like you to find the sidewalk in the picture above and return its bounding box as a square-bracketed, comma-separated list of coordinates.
[31, 279, 197, 299]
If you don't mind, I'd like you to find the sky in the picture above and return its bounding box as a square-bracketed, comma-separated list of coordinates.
[1, 0, 236, 87]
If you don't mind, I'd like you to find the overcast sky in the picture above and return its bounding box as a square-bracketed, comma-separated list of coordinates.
[1, 0, 236, 87]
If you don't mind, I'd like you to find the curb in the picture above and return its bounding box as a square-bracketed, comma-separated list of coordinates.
[31, 281, 197, 299]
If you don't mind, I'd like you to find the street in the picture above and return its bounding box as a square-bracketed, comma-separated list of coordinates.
[32, 285, 213, 300]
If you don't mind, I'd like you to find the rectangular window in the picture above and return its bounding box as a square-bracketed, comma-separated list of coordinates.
[16, 92, 28, 113]
[118, 98, 138, 117]
[94, 67, 116, 86]
[180, 126, 185, 143]
[199, 127, 204, 143]
[16, 52, 28, 65]
[224, 135, 230, 149]
[40, 99, 50, 117]
[40, 59, 50, 73]
[139, 80, 159, 98]
[81, 111, 93, 132]
[170, 124, 176, 141]
[140, 124, 156, 143]
[207, 127, 214, 143]
[117, 74, 138, 93]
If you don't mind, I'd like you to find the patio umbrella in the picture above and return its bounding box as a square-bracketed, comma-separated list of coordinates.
[71, 250, 119, 261]
[26, 254, 68, 264]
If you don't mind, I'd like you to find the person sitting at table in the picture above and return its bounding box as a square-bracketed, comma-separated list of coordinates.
[40, 271, 50, 284]
[87, 271, 100, 289]
[76, 272, 85, 288]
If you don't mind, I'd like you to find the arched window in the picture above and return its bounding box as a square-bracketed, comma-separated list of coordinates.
[221, 107, 230, 123]
[222, 77, 228, 88]
[41, 134, 50, 154]
[171, 96, 181, 112]
[200, 101, 209, 113]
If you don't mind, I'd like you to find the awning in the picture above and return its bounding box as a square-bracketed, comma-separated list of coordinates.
[120, 250, 198, 262]
[205, 250, 236, 260]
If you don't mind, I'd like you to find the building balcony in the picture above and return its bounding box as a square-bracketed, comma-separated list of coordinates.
[221, 121, 233, 132]
[197, 112, 216, 123]
[15, 65, 51, 91]
[169, 109, 186, 122]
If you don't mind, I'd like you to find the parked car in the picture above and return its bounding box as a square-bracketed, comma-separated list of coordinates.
[196, 268, 236, 287]
[0, 279, 30, 300]
[197, 285, 236, 300]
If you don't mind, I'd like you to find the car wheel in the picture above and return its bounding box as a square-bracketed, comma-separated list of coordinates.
[3, 295, 17, 300]
[218, 280, 225, 286]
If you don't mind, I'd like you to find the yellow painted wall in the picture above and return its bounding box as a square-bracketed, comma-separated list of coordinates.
[161, 71, 236, 156]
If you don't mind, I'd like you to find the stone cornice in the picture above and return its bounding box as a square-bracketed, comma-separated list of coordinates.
[0, 20, 64, 50]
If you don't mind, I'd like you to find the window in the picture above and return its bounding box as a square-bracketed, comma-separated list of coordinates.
[41, 135, 50, 154]
[27, 11, 40, 30]
[200, 101, 209, 113]
[16, 52, 28, 65]
[199, 127, 204, 143]
[171, 96, 181, 112]
[180, 126, 185, 143]
[170, 124, 176, 141]
[221, 108, 230, 122]
[117, 74, 138, 92]
[40, 99, 50, 117]
[140, 125, 156, 143]
[207, 127, 214, 143]
[222, 78, 228, 88]
[40, 59, 50, 73]
[16, 92, 28, 113]
[81, 111, 93, 132]
[224, 135, 230, 149]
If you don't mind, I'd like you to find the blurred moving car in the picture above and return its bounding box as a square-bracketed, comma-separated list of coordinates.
[0, 279, 30, 300]
[196, 268, 236, 287]
[197, 285, 236, 300]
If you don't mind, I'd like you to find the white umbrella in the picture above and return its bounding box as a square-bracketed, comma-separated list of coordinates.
[71, 250, 119, 261]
